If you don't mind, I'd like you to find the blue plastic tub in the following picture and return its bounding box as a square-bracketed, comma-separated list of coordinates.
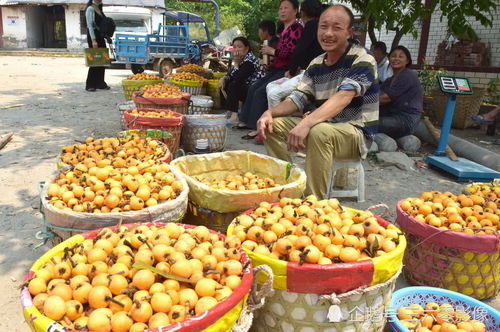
[388, 286, 500, 332]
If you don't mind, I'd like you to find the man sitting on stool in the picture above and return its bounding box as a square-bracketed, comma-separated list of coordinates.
[257, 4, 379, 199]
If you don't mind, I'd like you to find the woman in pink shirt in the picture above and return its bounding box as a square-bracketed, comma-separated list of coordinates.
[237, 0, 303, 137]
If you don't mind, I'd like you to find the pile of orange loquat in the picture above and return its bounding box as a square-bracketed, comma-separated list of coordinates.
[231, 195, 402, 264]
[400, 187, 499, 234]
[26, 224, 246, 331]
[397, 302, 487, 331]
[195, 172, 278, 191]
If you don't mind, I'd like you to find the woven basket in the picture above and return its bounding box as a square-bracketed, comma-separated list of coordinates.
[212, 71, 227, 79]
[396, 202, 500, 300]
[207, 79, 222, 109]
[188, 95, 214, 115]
[39, 168, 188, 243]
[121, 79, 164, 100]
[117, 100, 136, 130]
[253, 268, 401, 332]
[171, 79, 204, 95]
[176, 69, 213, 79]
[124, 108, 184, 154]
[181, 114, 227, 152]
[132, 91, 190, 114]
[431, 87, 485, 129]
[23, 222, 255, 332]
[184, 200, 241, 234]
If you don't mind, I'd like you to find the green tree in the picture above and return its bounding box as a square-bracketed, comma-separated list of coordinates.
[166, 0, 278, 43]
[343, 0, 497, 50]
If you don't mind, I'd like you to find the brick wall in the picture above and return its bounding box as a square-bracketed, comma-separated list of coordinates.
[366, 9, 500, 69]
[445, 71, 500, 91]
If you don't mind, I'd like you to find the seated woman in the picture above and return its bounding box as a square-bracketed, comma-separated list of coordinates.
[219, 37, 263, 124]
[379, 45, 423, 138]
[237, 0, 303, 137]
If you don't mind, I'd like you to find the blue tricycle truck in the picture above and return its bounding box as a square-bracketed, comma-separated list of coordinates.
[114, 10, 214, 76]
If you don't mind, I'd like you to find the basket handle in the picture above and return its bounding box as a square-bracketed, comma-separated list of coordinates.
[246, 264, 274, 312]
[367, 203, 389, 218]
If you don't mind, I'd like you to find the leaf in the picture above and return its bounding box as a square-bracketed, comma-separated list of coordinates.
[132, 261, 195, 284]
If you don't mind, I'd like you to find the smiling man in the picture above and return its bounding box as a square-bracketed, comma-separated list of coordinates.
[256, 4, 379, 198]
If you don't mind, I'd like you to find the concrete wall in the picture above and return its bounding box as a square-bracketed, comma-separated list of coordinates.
[1, 6, 27, 48]
[65, 4, 87, 50]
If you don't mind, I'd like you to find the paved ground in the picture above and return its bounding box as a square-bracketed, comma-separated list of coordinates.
[0, 55, 497, 331]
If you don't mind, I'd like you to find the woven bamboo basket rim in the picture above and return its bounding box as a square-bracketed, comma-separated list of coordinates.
[121, 78, 164, 85]
[171, 78, 205, 87]
[125, 107, 184, 121]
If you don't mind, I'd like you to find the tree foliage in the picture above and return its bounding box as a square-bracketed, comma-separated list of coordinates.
[166, 0, 277, 42]
[343, 0, 497, 50]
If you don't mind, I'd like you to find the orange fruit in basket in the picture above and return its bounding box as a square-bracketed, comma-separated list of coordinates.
[195, 296, 218, 315]
[43, 295, 66, 320]
[110, 311, 134, 332]
[88, 309, 112, 332]
[149, 312, 170, 328]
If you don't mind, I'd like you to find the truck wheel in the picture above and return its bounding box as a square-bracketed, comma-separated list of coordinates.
[159, 59, 175, 77]
[131, 64, 145, 74]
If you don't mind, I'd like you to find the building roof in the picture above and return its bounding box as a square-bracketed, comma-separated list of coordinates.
[0, 0, 165, 7]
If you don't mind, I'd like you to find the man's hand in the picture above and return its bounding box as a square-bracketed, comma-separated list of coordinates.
[287, 122, 310, 152]
[92, 39, 98, 48]
[257, 110, 274, 140]
[217, 77, 225, 89]
[284, 70, 293, 79]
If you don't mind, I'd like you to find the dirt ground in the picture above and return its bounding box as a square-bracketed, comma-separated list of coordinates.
[0, 56, 497, 331]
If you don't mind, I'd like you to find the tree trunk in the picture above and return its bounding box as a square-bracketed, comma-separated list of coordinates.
[367, 17, 377, 44]
[391, 29, 403, 51]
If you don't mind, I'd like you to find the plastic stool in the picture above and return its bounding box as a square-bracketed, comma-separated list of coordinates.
[327, 159, 365, 202]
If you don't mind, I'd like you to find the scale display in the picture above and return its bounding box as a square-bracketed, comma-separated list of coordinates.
[437, 75, 473, 95]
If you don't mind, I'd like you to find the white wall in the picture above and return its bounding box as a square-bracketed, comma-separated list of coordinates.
[65, 4, 87, 51]
[366, 9, 500, 68]
[1, 6, 27, 48]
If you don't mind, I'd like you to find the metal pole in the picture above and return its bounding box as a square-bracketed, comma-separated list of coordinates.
[435, 94, 456, 156]
[209, 0, 220, 37]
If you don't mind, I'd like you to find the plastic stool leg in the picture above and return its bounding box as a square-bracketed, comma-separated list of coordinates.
[357, 163, 365, 202]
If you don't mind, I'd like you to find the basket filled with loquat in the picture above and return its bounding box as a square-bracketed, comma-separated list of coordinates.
[121, 73, 164, 100]
[227, 196, 407, 332]
[396, 186, 500, 300]
[124, 108, 184, 154]
[388, 286, 499, 331]
[132, 84, 191, 114]
[21, 223, 264, 332]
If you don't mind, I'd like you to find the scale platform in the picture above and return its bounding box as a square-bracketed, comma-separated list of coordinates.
[427, 155, 500, 182]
